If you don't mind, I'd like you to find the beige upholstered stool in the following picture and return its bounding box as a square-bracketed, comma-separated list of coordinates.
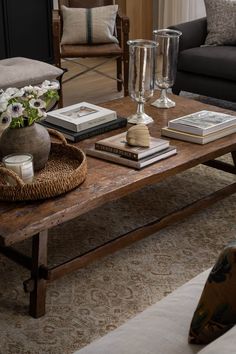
[0, 57, 65, 107]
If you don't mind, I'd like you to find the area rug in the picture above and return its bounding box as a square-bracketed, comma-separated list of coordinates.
[0, 148, 236, 353]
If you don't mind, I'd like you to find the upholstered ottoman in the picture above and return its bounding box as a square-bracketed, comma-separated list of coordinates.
[0, 57, 64, 106]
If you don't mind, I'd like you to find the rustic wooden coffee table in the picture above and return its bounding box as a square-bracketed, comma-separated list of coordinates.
[1, 93, 236, 318]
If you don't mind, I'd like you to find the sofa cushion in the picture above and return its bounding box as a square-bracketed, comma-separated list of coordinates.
[189, 241, 236, 345]
[204, 0, 236, 46]
[0, 57, 63, 90]
[178, 46, 236, 81]
[74, 270, 210, 354]
[61, 5, 119, 45]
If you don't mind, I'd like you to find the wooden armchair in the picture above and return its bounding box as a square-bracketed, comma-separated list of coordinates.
[53, 0, 130, 101]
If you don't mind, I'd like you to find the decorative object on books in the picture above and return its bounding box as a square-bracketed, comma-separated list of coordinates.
[45, 102, 117, 132]
[168, 111, 236, 136]
[127, 39, 158, 125]
[39, 116, 127, 143]
[0, 81, 60, 171]
[0, 129, 87, 201]
[189, 241, 236, 345]
[161, 125, 236, 144]
[126, 124, 150, 147]
[95, 131, 169, 160]
[152, 29, 182, 109]
[86, 146, 177, 169]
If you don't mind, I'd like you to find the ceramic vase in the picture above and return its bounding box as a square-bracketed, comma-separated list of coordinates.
[0, 123, 51, 171]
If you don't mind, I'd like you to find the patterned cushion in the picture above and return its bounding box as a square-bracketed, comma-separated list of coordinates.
[189, 241, 236, 344]
[61, 5, 119, 45]
[204, 0, 236, 46]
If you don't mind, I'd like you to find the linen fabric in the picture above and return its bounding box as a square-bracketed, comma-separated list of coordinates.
[199, 326, 236, 354]
[61, 5, 119, 45]
[204, 0, 236, 46]
[0, 57, 63, 90]
[189, 241, 236, 344]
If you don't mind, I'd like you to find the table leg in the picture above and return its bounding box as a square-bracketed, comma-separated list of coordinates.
[29, 230, 48, 318]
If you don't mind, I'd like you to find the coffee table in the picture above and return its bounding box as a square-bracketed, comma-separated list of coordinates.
[1, 93, 236, 318]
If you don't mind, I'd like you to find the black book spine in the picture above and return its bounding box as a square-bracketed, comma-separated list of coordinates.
[39, 118, 127, 142]
[73, 119, 127, 142]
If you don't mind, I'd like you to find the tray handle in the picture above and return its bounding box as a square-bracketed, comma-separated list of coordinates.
[0, 167, 25, 186]
[47, 128, 68, 146]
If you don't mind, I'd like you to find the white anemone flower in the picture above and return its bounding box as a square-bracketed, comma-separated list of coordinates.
[34, 86, 48, 97]
[41, 80, 60, 90]
[0, 98, 8, 112]
[0, 92, 10, 102]
[29, 98, 46, 109]
[7, 102, 24, 117]
[5, 87, 24, 98]
[23, 85, 34, 94]
[0, 111, 12, 128]
[37, 108, 47, 118]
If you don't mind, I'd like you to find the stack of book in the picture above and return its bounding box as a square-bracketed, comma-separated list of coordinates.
[39, 102, 127, 142]
[161, 110, 236, 144]
[86, 132, 177, 169]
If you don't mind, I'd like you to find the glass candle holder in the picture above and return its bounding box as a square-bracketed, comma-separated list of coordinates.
[152, 29, 182, 109]
[127, 39, 158, 124]
[3, 153, 34, 184]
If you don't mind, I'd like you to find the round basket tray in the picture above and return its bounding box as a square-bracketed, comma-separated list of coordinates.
[0, 129, 87, 201]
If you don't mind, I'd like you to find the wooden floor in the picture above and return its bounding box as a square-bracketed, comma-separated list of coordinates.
[61, 58, 124, 107]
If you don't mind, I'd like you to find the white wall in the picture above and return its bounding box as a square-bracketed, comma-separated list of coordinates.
[156, 0, 206, 29]
[53, 0, 58, 9]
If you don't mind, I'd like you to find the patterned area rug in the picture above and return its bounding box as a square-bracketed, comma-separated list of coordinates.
[1, 149, 236, 353]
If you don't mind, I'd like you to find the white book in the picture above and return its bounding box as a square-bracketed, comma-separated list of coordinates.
[168, 110, 236, 136]
[86, 146, 177, 169]
[45, 102, 117, 132]
[161, 125, 236, 144]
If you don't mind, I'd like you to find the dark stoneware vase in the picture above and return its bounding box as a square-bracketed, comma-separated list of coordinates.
[0, 123, 51, 171]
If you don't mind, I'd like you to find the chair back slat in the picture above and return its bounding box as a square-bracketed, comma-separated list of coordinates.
[59, 0, 114, 9]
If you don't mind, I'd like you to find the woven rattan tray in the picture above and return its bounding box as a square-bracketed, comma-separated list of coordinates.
[0, 129, 87, 201]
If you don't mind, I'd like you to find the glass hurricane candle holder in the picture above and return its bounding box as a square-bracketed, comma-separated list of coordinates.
[127, 39, 158, 124]
[152, 29, 182, 109]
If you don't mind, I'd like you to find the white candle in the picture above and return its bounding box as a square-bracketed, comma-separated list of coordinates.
[3, 153, 34, 184]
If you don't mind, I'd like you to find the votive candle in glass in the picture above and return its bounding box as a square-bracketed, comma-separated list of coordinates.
[3, 153, 34, 184]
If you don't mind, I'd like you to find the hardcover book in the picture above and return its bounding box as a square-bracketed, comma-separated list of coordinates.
[86, 146, 177, 169]
[168, 110, 236, 136]
[161, 125, 236, 144]
[45, 102, 117, 132]
[95, 132, 169, 160]
[39, 117, 127, 142]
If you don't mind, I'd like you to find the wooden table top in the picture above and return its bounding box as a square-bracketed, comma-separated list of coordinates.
[1, 93, 236, 247]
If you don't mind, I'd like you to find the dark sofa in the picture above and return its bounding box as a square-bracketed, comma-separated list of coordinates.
[170, 17, 236, 102]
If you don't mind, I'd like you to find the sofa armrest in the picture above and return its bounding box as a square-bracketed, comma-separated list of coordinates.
[169, 17, 207, 51]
